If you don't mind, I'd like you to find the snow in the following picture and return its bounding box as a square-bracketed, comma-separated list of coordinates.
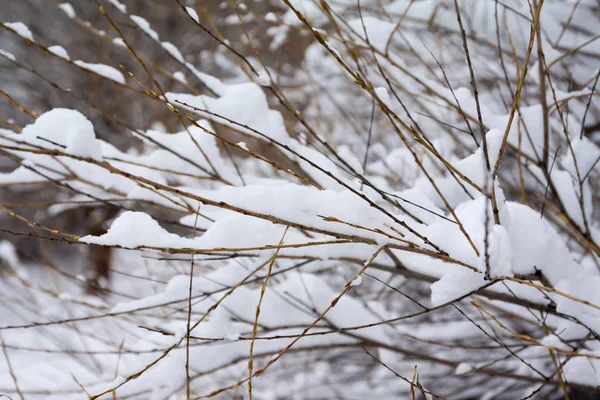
[0, 241, 19, 269]
[58, 3, 76, 18]
[431, 269, 485, 306]
[347, 17, 396, 52]
[48, 45, 70, 60]
[455, 363, 473, 375]
[562, 137, 600, 179]
[374, 86, 391, 107]
[5, 22, 34, 41]
[209, 183, 404, 244]
[185, 7, 199, 23]
[267, 25, 289, 50]
[350, 275, 362, 286]
[540, 334, 571, 351]
[283, 0, 323, 25]
[172, 71, 187, 83]
[131, 16, 159, 41]
[139, 118, 231, 180]
[3, 1, 600, 398]
[223, 333, 241, 342]
[81, 211, 196, 249]
[161, 42, 185, 63]
[113, 37, 126, 47]
[167, 82, 290, 143]
[107, 0, 127, 12]
[182, 65, 228, 95]
[483, 224, 513, 278]
[0, 49, 16, 61]
[258, 69, 270, 86]
[6, 108, 104, 162]
[74, 60, 126, 84]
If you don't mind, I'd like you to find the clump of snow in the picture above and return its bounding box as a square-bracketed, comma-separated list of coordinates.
[257, 69, 270, 86]
[167, 82, 290, 143]
[325, 40, 341, 58]
[347, 17, 395, 51]
[265, 12, 277, 22]
[161, 42, 185, 63]
[223, 333, 241, 342]
[455, 363, 473, 375]
[48, 45, 70, 60]
[81, 211, 196, 249]
[0, 241, 19, 269]
[481, 224, 513, 278]
[185, 7, 199, 23]
[131, 16, 159, 41]
[113, 37, 126, 47]
[172, 71, 187, 83]
[0, 49, 16, 61]
[112, 376, 126, 386]
[267, 25, 289, 50]
[58, 292, 74, 301]
[562, 137, 600, 179]
[5, 22, 34, 42]
[540, 335, 571, 351]
[431, 270, 485, 306]
[58, 3, 76, 18]
[374, 87, 390, 107]
[74, 60, 125, 84]
[554, 271, 600, 333]
[350, 275, 362, 287]
[20, 108, 104, 162]
[107, 0, 126, 12]
[21, 159, 35, 168]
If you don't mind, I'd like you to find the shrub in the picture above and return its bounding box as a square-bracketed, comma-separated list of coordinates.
[0, 0, 599, 398]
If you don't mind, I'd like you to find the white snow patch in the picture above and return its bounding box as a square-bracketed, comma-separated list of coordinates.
[223, 333, 241, 342]
[374, 87, 390, 107]
[161, 42, 184, 63]
[258, 69, 270, 86]
[540, 334, 571, 351]
[172, 71, 187, 84]
[19, 108, 104, 161]
[74, 60, 125, 83]
[113, 37, 126, 47]
[481, 224, 513, 278]
[81, 211, 196, 249]
[562, 137, 600, 179]
[0, 241, 19, 269]
[350, 275, 362, 287]
[107, 0, 127, 12]
[5, 22, 34, 41]
[167, 83, 289, 143]
[0, 49, 15, 61]
[347, 17, 395, 51]
[48, 45, 70, 60]
[131, 16, 159, 41]
[58, 3, 76, 18]
[455, 363, 473, 375]
[185, 7, 199, 23]
[431, 269, 486, 306]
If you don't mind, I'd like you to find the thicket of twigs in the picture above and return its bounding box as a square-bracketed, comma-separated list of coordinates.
[1, 0, 599, 399]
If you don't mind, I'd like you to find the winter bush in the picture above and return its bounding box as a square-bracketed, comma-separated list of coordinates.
[0, 0, 599, 398]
